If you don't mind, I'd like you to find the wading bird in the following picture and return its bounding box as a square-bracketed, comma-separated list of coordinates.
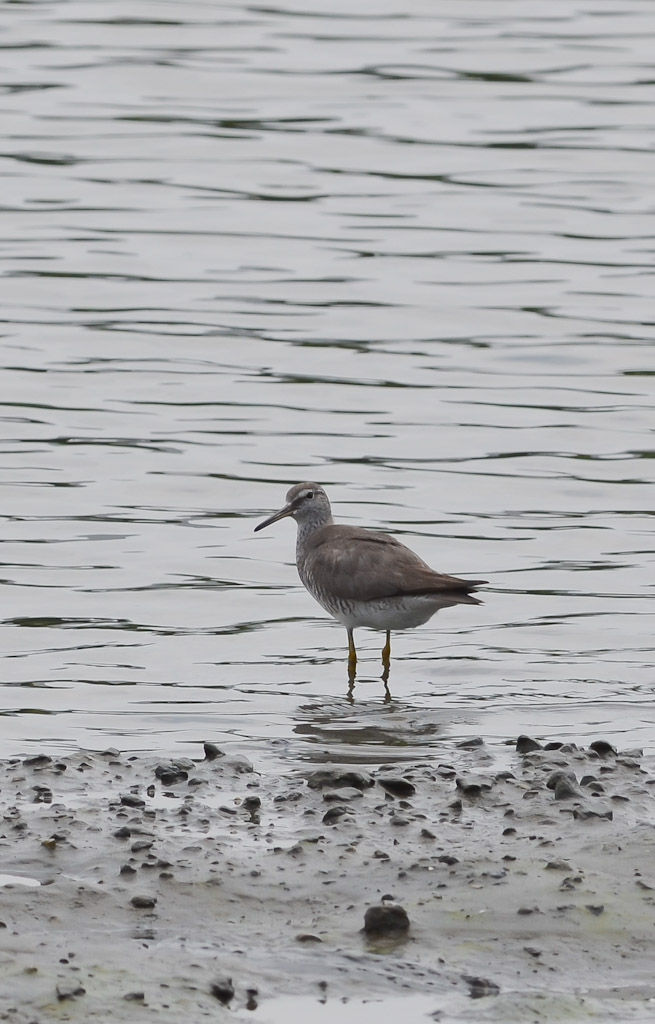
[255, 483, 485, 681]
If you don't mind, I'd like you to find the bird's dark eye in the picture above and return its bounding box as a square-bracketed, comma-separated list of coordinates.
[306, 490, 314, 499]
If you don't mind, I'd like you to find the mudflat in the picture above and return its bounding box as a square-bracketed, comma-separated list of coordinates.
[2, 737, 655, 1023]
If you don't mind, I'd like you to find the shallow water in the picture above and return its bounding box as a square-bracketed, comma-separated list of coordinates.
[1, 0, 653, 766]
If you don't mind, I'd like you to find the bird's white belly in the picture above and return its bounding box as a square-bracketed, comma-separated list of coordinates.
[314, 592, 444, 631]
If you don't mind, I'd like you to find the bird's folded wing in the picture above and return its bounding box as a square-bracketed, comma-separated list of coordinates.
[306, 529, 479, 602]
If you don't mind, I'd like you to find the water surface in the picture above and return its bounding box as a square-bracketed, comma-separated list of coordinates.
[1, 0, 654, 767]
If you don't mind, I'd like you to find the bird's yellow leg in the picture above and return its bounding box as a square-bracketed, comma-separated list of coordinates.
[381, 631, 391, 685]
[347, 628, 357, 683]
[381, 631, 391, 667]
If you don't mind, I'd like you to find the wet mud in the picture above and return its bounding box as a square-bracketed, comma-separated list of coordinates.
[2, 737, 655, 1022]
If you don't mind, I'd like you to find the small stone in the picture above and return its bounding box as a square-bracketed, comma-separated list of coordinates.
[130, 895, 156, 909]
[295, 933, 323, 943]
[456, 736, 484, 749]
[158, 771, 188, 786]
[155, 760, 193, 785]
[378, 776, 416, 799]
[585, 904, 605, 916]
[32, 786, 53, 803]
[113, 826, 131, 839]
[203, 742, 224, 761]
[589, 740, 616, 757]
[120, 864, 137, 876]
[24, 754, 52, 767]
[516, 736, 542, 754]
[546, 771, 581, 799]
[438, 854, 459, 866]
[322, 805, 348, 825]
[210, 976, 234, 1005]
[363, 903, 410, 936]
[307, 769, 374, 791]
[420, 828, 436, 840]
[123, 992, 145, 1002]
[463, 975, 500, 999]
[524, 947, 542, 958]
[455, 775, 492, 796]
[243, 796, 261, 811]
[120, 793, 146, 808]
[545, 860, 572, 871]
[323, 788, 363, 803]
[572, 807, 613, 822]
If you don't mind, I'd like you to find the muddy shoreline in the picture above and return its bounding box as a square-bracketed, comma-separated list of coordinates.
[2, 736, 655, 1022]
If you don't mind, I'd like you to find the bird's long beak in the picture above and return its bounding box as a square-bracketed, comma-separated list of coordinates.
[254, 501, 295, 532]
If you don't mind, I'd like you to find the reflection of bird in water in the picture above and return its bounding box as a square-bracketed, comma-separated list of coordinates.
[254, 482, 486, 683]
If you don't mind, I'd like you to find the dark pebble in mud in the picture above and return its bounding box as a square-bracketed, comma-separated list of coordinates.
[590, 740, 617, 757]
[307, 769, 374, 791]
[123, 992, 145, 1002]
[243, 796, 261, 811]
[363, 903, 410, 936]
[463, 975, 501, 999]
[546, 771, 581, 799]
[120, 793, 146, 808]
[130, 895, 156, 909]
[24, 754, 52, 767]
[203, 742, 224, 761]
[378, 777, 416, 799]
[157, 771, 188, 786]
[456, 775, 492, 796]
[323, 788, 362, 803]
[573, 808, 613, 822]
[155, 760, 194, 785]
[456, 736, 484, 749]
[322, 805, 349, 825]
[516, 735, 542, 754]
[210, 976, 235, 1005]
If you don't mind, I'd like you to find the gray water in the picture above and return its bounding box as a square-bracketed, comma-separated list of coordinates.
[1, 0, 653, 767]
